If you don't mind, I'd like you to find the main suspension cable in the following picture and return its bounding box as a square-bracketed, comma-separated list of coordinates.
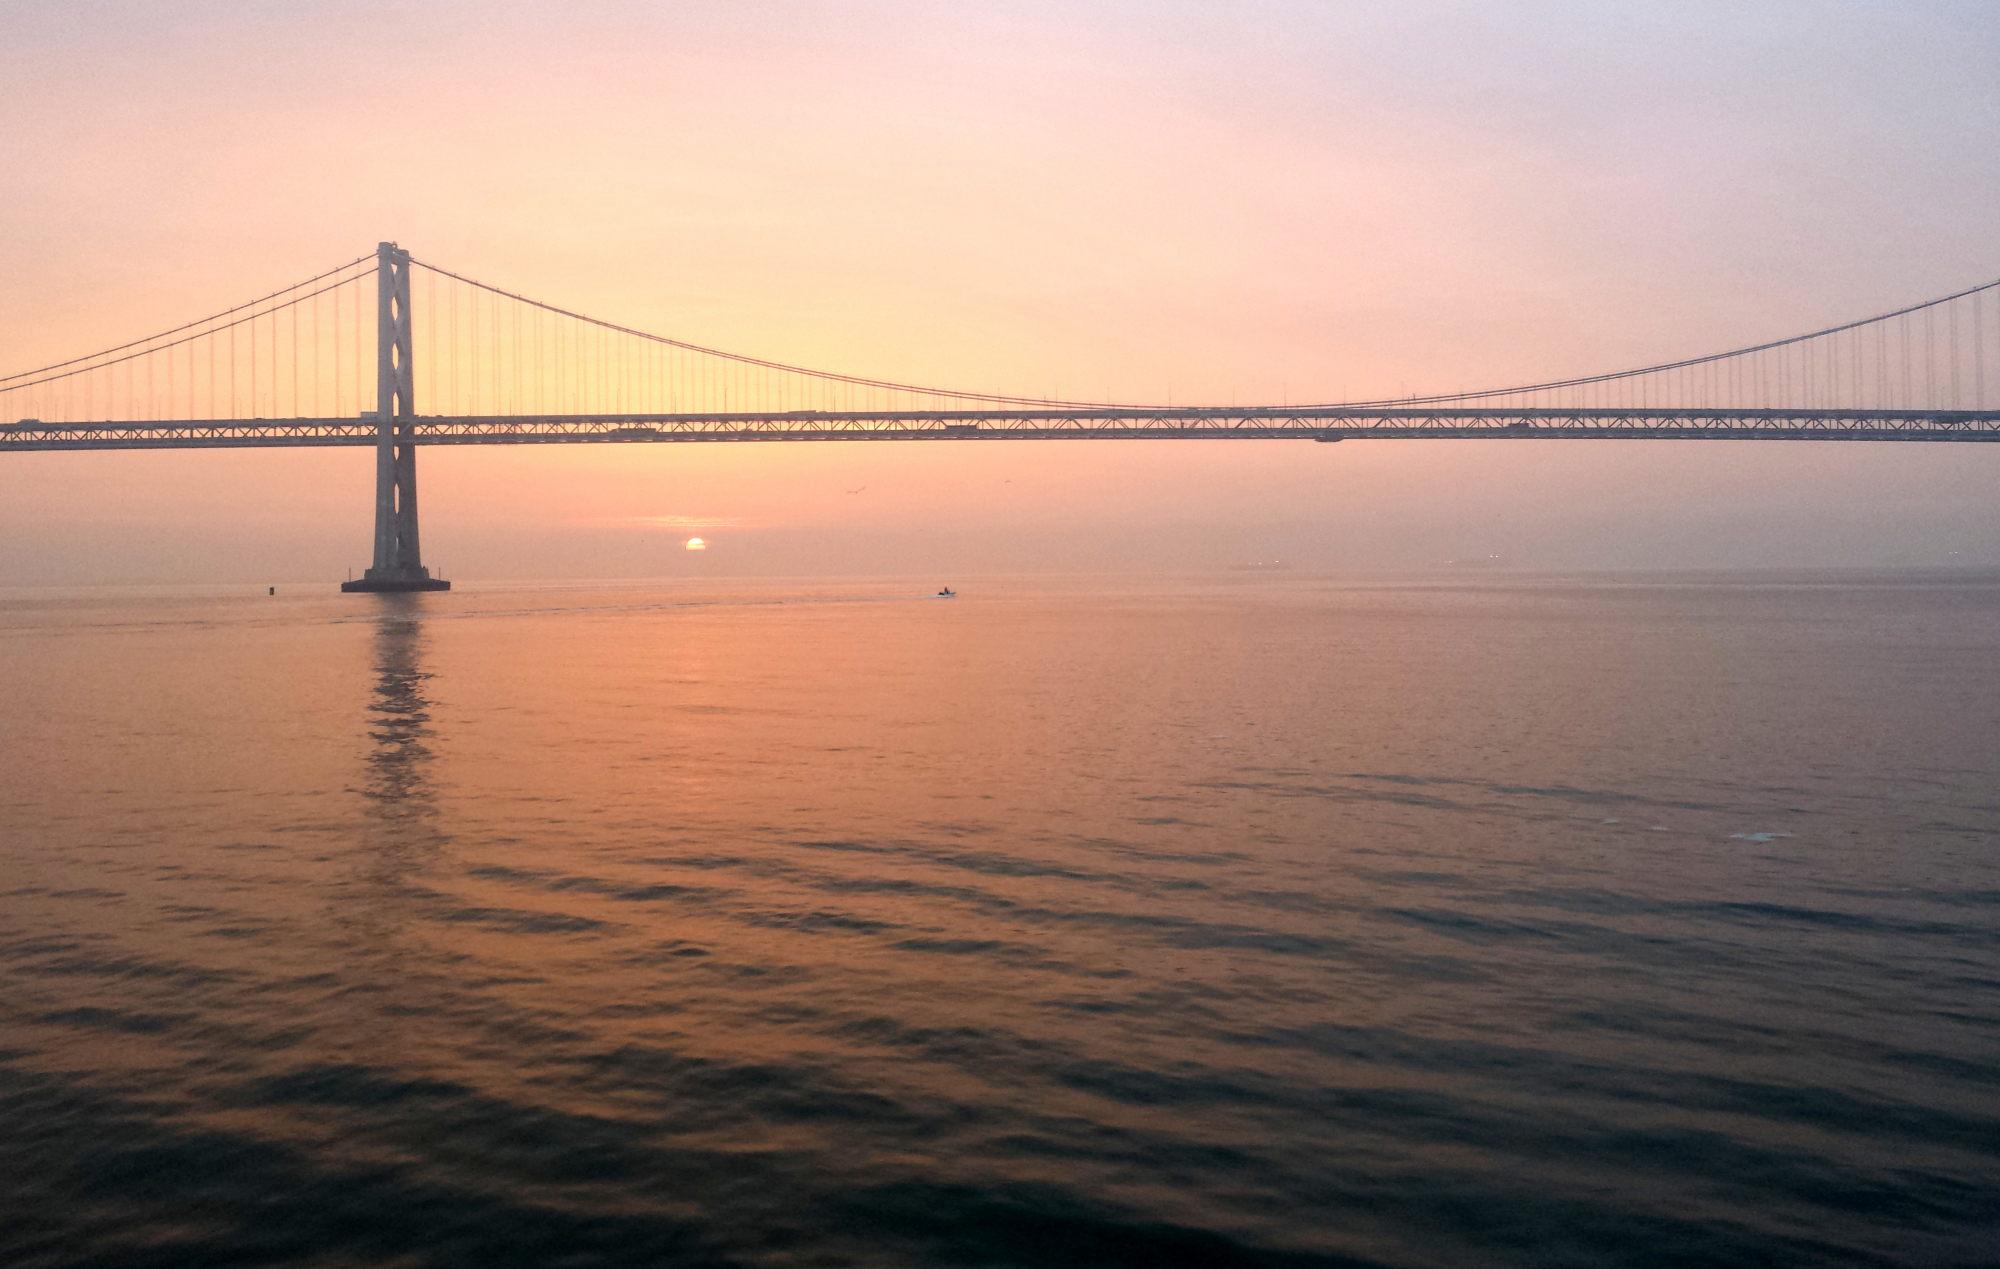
[0, 268, 373, 396]
[414, 255, 2000, 411]
[0, 254, 374, 387]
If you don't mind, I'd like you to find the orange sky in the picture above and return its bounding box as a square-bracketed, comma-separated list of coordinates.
[3, 1, 1999, 581]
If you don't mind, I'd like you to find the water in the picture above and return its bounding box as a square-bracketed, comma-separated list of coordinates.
[2, 573, 1997, 1267]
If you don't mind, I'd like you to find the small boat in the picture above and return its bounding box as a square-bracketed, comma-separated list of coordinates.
[936, 587, 956, 598]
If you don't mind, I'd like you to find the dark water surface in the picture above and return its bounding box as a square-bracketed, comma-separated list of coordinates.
[2, 573, 1997, 1267]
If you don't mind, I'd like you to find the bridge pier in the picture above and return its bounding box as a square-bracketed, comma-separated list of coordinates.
[343, 241, 447, 593]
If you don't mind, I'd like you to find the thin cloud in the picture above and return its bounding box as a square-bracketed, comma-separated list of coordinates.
[600, 515, 750, 530]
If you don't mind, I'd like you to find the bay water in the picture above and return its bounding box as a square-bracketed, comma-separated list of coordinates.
[2, 573, 1996, 1266]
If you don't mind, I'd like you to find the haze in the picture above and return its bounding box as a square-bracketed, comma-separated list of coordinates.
[3, 0, 1998, 583]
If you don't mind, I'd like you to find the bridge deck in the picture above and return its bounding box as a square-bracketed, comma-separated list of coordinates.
[4, 408, 2000, 451]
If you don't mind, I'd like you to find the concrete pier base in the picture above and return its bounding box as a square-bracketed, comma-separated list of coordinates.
[342, 569, 450, 593]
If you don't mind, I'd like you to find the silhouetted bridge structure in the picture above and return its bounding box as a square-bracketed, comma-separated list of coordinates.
[5, 243, 1997, 589]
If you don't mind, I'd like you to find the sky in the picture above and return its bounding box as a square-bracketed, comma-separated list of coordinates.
[2, 0, 1999, 583]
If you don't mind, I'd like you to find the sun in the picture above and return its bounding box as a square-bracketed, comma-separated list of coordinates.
[685, 537, 707, 551]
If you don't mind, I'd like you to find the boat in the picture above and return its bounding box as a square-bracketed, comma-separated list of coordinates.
[936, 587, 956, 598]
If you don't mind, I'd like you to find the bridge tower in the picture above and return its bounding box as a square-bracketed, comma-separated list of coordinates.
[342, 241, 448, 593]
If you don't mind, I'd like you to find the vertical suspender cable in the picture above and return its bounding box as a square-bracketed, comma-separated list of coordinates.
[1900, 314, 1910, 406]
[1875, 318, 1886, 410]
[1949, 299, 1961, 408]
[425, 270, 434, 416]
[1976, 289, 1987, 408]
[1924, 307, 1936, 408]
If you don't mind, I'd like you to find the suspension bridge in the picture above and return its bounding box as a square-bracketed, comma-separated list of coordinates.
[3, 243, 1997, 590]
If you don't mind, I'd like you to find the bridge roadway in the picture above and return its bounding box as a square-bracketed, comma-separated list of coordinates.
[5, 408, 2000, 451]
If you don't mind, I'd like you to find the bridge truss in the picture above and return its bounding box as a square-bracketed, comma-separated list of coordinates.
[5, 408, 1999, 451]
